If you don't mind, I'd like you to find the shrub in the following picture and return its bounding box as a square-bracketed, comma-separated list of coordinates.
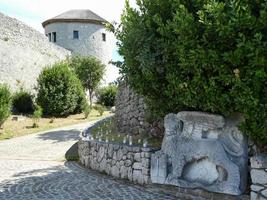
[36, 61, 86, 117]
[69, 56, 105, 106]
[94, 104, 105, 116]
[12, 89, 34, 114]
[0, 84, 12, 128]
[115, 0, 267, 144]
[96, 84, 117, 107]
[83, 102, 91, 119]
[32, 105, 43, 128]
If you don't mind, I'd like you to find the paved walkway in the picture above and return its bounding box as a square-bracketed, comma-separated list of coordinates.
[0, 120, 178, 200]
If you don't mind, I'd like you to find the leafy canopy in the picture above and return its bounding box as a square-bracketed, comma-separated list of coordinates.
[36, 61, 86, 117]
[69, 56, 105, 105]
[96, 84, 118, 107]
[115, 0, 267, 144]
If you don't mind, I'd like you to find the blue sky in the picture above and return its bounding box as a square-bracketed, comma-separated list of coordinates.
[0, 0, 136, 62]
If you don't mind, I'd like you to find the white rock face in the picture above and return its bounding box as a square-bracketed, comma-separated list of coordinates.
[0, 12, 70, 92]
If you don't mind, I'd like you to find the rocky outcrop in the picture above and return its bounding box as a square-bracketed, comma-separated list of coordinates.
[0, 12, 70, 92]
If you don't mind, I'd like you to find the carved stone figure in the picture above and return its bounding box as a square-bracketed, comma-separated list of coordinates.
[151, 112, 248, 195]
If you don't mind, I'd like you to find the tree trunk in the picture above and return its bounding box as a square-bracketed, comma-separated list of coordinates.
[89, 89, 93, 107]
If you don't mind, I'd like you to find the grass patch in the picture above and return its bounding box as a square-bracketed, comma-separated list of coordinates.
[90, 118, 162, 148]
[65, 155, 79, 161]
[0, 109, 112, 140]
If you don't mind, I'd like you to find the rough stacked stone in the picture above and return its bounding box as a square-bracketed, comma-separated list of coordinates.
[250, 154, 267, 200]
[115, 81, 164, 136]
[78, 139, 155, 184]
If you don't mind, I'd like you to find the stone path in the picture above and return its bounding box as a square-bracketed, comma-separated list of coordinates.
[0, 120, 178, 200]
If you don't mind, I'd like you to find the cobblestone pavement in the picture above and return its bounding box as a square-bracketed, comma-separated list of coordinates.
[0, 121, 178, 200]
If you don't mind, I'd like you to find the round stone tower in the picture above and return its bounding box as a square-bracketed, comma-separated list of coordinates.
[42, 9, 114, 66]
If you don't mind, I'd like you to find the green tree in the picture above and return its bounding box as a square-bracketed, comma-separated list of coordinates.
[0, 84, 12, 128]
[36, 61, 86, 117]
[70, 56, 105, 106]
[115, 0, 267, 143]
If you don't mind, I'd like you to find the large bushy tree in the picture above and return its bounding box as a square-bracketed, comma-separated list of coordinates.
[37, 62, 86, 117]
[115, 0, 267, 143]
[70, 56, 105, 106]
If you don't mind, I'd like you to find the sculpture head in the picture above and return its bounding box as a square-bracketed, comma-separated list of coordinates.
[164, 114, 183, 136]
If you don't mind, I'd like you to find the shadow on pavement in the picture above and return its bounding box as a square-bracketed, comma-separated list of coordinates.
[37, 129, 80, 143]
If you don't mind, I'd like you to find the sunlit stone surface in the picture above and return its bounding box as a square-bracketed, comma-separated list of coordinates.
[151, 111, 248, 195]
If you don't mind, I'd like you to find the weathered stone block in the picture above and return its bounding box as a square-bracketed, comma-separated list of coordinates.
[133, 170, 143, 184]
[151, 152, 168, 184]
[120, 166, 128, 179]
[142, 168, 150, 175]
[142, 158, 150, 168]
[251, 169, 267, 185]
[125, 159, 132, 167]
[128, 167, 133, 181]
[251, 185, 264, 192]
[134, 153, 141, 162]
[117, 149, 124, 161]
[251, 154, 267, 169]
[261, 189, 267, 198]
[111, 166, 120, 178]
[251, 191, 267, 200]
[151, 112, 248, 196]
[133, 162, 142, 170]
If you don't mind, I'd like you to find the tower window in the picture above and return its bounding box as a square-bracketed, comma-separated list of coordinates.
[102, 33, 106, 42]
[48, 33, 51, 42]
[52, 32, 56, 42]
[73, 31, 79, 39]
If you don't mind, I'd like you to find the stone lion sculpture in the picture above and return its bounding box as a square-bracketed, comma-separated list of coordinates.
[151, 112, 248, 195]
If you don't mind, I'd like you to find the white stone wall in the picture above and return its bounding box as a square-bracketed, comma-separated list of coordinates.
[0, 12, 70, 92]
[44, 22, 114, 66]
[250, 154, 267, 200]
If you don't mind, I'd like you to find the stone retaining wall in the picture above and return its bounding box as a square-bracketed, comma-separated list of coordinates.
[250, 154, 267, 200]
[78, 140, 155, 184]
[78, 117, 250, 199]
[78, 116, 157, 184]
[115, 81, 164, 137]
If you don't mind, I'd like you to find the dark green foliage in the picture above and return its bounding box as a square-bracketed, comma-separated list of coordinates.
[69, 56, 105, 106]
[12, 89, 34, 114]
[36, 62, 86, 117]
[96, 84, 118, 107]
[0, 84, 12, 128]
[115, 0, 267, 144]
